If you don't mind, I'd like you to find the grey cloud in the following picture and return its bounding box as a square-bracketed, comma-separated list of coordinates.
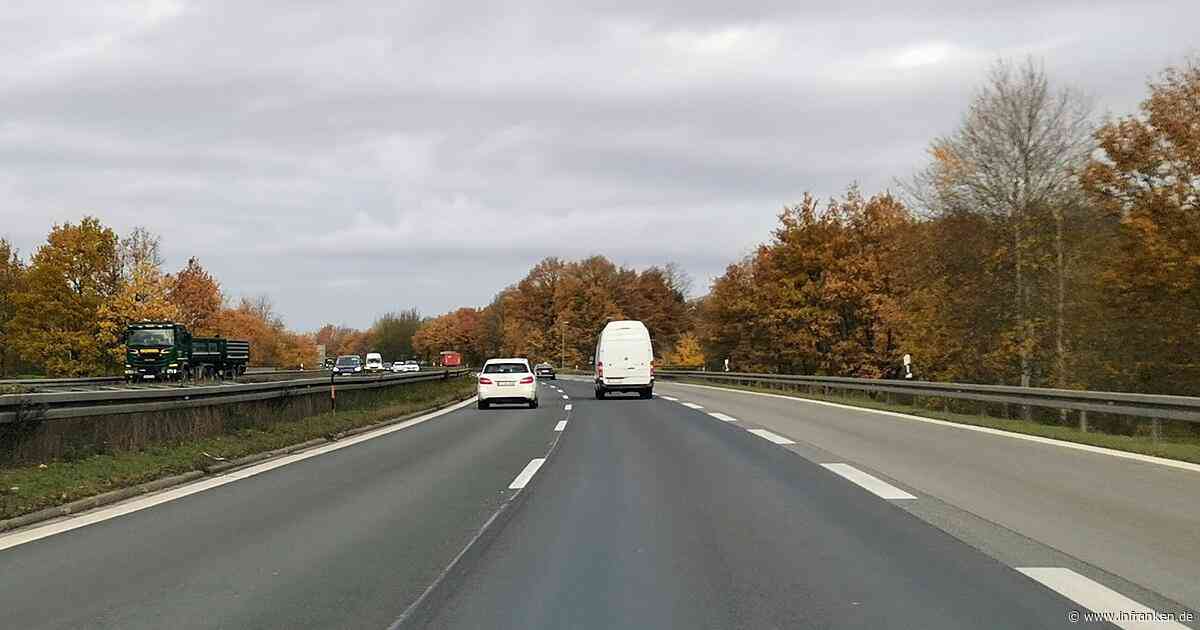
[1, 0, 1197, 330]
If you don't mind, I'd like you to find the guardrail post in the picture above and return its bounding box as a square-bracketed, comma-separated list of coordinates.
[1078, 410, 1088, 433]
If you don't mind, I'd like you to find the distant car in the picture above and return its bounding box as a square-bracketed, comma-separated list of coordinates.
[332, 355, 362, 376]
[477, 358, 537, 409]
[390, 361, 405, 373]
[383, 362, 392, 370]
[534, 363, 556, 380]
[404, 360, 420, 372]
[364, 352, 384, 372]
[323, 358, 335, 370]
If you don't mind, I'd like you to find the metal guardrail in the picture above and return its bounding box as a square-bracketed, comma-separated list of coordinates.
[656, 370, 1200, 427]
[0, 376, 124, 387]
[0, 369, 470, 423]
[0, 370, 331, 392]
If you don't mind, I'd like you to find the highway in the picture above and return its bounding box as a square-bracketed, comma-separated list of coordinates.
[0, 377, 1195, 629]
[650, 379, 1200, 611]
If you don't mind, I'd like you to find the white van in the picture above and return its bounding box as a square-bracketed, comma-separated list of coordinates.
[594, 320, 654, 399]
[364, 352, 384, 372]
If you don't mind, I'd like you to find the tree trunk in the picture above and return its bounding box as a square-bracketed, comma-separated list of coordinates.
[1015, 210, 1032, 420]
[1054, 204, 1068, 421]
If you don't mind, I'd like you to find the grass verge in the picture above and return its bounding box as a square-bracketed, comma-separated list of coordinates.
[0, 376, 475, 521]
[671, 378, 1200, 465]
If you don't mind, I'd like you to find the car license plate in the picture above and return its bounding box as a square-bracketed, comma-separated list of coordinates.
[498, 380, 515, 386]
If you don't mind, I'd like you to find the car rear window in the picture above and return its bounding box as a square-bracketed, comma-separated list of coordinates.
[483, 363, 529, 374]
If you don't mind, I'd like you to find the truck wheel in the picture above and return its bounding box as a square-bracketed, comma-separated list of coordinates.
[639, 388, 652, 399]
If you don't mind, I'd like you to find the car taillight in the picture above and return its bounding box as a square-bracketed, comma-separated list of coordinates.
[478, 377, 493, 385]
[519, 376, 534, 384]
[597, 361, 603, 377]
[651, 364, 655, 376]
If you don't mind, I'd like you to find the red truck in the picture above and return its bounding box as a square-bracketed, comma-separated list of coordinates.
[439, 351, 463, 367]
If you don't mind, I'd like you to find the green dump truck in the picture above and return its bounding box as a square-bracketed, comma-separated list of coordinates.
[124, 321, 250, 382]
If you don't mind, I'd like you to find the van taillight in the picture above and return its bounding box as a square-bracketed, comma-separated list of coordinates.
[478, 377, 493, 385]
[519, 376, 534, 384]
[596, 361, 603, 377]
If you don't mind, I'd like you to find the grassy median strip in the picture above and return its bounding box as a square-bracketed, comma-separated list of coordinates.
[673, 378, 1200, 465]
[0, 377, 475, 521]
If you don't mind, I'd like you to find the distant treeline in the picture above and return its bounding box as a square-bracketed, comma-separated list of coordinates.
[415, 57, 1200, 396]
[0, 221, 317, 377]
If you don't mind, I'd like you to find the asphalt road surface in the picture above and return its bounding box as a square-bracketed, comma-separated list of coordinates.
[421, 379, 1138, 629]
[651, 378, 1200, 612]
[3, 376, 1194, 629]
[0, 397, 561, 630]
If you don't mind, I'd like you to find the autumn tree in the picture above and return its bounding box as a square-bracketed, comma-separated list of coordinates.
[170, 257, 223, 333]
[906, 58, 1094, 390]
[9, 218, 122, 376]
[370, 309, 423, 360]
[214, 295, 315, 368]
[97, 259, 181, 364]
[315, 324, 360, 359]
[413, 308, 483, 364]
[662, 332, 705, 368]
[0, 239, 25, 376]
[699, 188, 912, 376]
[119, 226, 164, 277]
[1081, 57, 1200, 394]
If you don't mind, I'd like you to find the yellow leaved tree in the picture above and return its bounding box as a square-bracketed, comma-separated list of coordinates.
[97, 259, 181, 365]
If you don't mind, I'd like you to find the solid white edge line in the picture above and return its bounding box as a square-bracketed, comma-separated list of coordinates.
[747, 428, 795, 445]
[658, 395, 679, 401]
[0, 397, 479, 553]
[564, 404, 572, 411]
[1017, 567, 1190, 630]
[554, 420, 567, 432]
[663, 381, 1200, 474]
[708, 412, 739, 423]
[821, 463, 916, 500]
[508, 458, 546, 489]
[681, 402, 704, 410]
[562, 395, 569, 399]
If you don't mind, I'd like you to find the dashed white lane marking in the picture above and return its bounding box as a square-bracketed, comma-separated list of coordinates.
[554, 421, 567, 432]
[564, 404, 572, 411]
[508, 458, 546, 490]
[748, 428, 795, 445]
[658, 395, 679, 401]
[1016, 568, 1189, 630]
[0, 397, 479, 552]
[821, 463, 916, 500]
[681, 402, 704, 410]
[562, 395, 569, 400]
[663, 381, 1200, 475]
[708, 412, 739, 423]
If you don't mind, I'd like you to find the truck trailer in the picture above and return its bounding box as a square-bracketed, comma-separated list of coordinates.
[124, 321, 250, 382]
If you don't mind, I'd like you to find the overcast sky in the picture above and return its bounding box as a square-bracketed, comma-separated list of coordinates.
[2, 1, 1196, 330]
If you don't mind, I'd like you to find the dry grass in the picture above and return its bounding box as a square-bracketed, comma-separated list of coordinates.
[0, 377, 474, 520]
